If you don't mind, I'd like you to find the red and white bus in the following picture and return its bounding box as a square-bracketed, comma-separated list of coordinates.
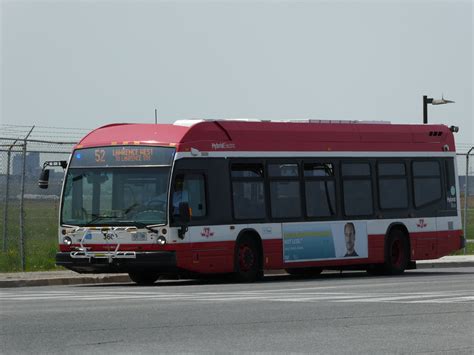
[41, 119, 464, 284]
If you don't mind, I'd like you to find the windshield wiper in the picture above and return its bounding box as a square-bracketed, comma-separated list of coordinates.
[86, 214, 120, 225]
[124, 203, 140, 215]
[113, 220, 147, 228]
[114, 220, 165, 232]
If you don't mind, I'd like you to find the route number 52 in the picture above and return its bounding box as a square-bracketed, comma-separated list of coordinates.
[95, 149, 106, 163]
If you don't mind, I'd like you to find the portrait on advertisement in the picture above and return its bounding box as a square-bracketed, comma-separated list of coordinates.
[343, 222, 358, 257]
[333, 221, 368, 258]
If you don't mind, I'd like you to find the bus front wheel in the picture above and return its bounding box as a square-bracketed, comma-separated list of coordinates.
[128, 271, 160, 285]
[234, 236, 262, 283]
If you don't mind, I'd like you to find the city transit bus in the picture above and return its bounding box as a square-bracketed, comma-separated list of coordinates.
[39, 119, 464, 284]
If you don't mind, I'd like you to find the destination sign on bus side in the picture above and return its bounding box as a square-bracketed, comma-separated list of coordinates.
[70, 146, 175, 167]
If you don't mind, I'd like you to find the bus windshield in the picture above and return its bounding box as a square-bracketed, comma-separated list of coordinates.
[61, 167, 171, 227]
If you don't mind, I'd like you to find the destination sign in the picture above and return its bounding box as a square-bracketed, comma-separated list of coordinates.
[70, 146, 175, 167]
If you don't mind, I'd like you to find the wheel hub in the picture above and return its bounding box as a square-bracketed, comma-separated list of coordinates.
[391, 240, 402, 267]
[239, 245, 254, 271]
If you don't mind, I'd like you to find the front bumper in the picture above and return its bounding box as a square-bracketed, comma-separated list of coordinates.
[56, 251, 178, 274]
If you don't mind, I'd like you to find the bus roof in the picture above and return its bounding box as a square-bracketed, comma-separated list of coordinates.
[75, 120, 456, 153]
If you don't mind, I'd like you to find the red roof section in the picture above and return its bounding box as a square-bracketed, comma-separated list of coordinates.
[76, 120, 456, 153]
[77, 123, 189, 148]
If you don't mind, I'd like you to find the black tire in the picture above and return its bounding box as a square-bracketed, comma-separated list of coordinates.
[128, 271, 160, 285]
[383, 229, 409, 275]
[234, 235, 262, 283]
[285, 267, 323, 277]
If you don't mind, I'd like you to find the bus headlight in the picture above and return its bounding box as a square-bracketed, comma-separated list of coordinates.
[157, 236, 167, 245]
[63, 236, 72, 246]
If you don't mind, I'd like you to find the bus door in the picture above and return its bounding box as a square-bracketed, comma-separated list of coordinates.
[170, 171, 207, 242]
[171, 170, 235, 272]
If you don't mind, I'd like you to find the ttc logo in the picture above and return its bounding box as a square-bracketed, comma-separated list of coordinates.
[201, 227, 214, 238]
[416, 219, 427, 229]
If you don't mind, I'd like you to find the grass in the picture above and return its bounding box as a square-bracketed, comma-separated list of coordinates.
[452, 242, 474, 255]
[0, 200, 61, 272]
[0, 197, 473, 272]
[452, 196, 474, 255]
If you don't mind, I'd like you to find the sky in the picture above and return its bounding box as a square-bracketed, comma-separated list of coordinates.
[1, 0, 473, 153]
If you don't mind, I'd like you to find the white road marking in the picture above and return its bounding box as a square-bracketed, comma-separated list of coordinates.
[1, 288, 473, 304]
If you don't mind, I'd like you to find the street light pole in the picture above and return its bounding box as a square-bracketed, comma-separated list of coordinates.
[423, 96, 432, 124]
[423, 95, 455, 124]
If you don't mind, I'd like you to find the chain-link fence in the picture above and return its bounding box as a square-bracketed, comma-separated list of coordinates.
[0, 137, 75, 271]
[457, 149, 474, 254]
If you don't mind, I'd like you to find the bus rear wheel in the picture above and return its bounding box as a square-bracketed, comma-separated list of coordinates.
[128, 271, 160, 285]
[383, 229, 409, 275]
[234, 236, 262, 283]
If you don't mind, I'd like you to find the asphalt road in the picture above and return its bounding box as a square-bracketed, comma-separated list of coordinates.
[1, 268, 473, 354]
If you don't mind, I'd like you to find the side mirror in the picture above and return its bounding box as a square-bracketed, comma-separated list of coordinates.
[38, 160, 68, 189]
[177, 202, 191, 239]
[38, 169, 50, 189]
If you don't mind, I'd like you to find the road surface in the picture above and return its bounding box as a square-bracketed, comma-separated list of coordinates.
[1, 268, 473, 354]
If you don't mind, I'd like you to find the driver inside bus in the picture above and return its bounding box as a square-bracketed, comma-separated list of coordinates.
[172, 176, 189, 216]
[141, 176, 188, 215]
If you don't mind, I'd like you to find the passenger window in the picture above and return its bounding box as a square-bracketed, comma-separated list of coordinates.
[342, 162, 373, 216]
[231, 163, 264, 178]
[270, 181, 301, 218]
[412, 161, 441, 208]
[342, 163, 370, 176]
[304, 163, 334, 177]
[269, 163, 299, 177]
[378, 163, 405, 176]
[377, 163, 408, 209]
[304, 163, 336, 217]
[231, 163, 266, 220]
[269, 163, 301, 219]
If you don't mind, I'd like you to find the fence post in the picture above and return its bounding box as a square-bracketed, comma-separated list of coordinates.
[19, 127, 34, 271]
[464, 147, 473, 254]
[19, 141, 27, 270]
[2, 142, 15, 252]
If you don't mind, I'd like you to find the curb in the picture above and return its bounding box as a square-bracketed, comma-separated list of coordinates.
[0, 275, 131, 288]
[416, 261, 474, 269]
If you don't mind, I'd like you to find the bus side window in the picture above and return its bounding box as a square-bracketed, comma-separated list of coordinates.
[377, 162, 408, 210]
[172, 173, 207, 218]
[304, 162, 336, 218]
[231, 163, 266, 220]
[342, 162, 373, 217]
[412, 161, 442, 208]
[269, 163, 301, 219]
